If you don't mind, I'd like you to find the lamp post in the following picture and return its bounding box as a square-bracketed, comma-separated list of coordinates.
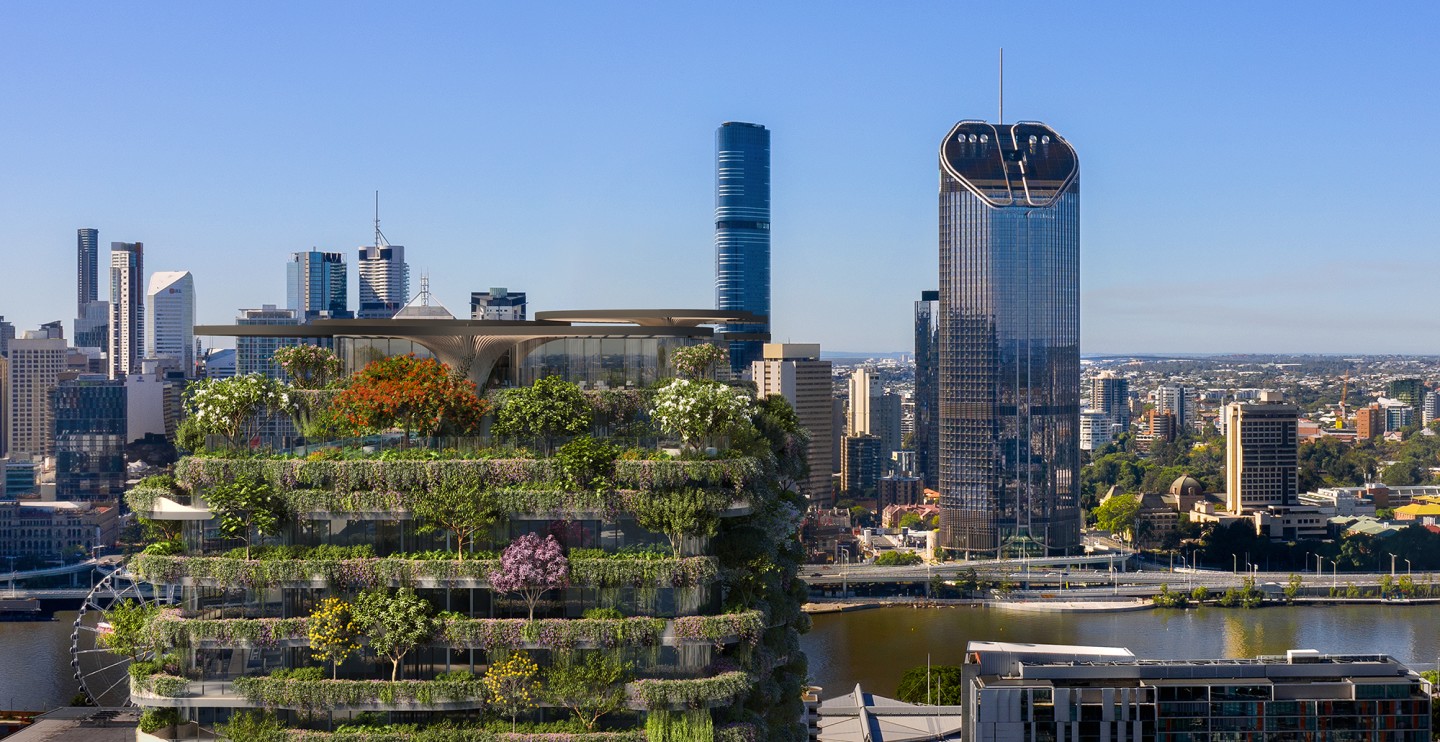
[1232, 554, 1238, 575]
[1390, 554, 1398, 577]
[1330, 559, 1337, 591]
[1314, 553, 1323, 577]
[1405, 559, 1412, 578]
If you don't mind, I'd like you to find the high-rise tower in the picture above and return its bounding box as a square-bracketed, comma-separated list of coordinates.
[77, 228, 99, 315]
[914, 290, 940, 488]
[108, 242, 144, 379]
[288, 250, 350, 319]
[358, 244, 408, 319]
[714, 122, 771, 375]
[146, 271, 195, 374]
[937, 121, 1081, 557]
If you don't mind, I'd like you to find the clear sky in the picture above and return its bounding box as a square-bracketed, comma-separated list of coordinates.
[3, 2, 1439, 354]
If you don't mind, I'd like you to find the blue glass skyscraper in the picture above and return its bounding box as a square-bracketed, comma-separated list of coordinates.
[714, 122, 770, 375]
[937, 121, 1081, 557]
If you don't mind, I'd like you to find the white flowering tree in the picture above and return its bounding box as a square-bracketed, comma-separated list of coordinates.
[183, 374, 296, 449]
[649, 378, 751, 452]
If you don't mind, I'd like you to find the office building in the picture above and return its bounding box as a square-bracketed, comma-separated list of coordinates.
[1140, 409, 1177, 448]
[1386, 405, 1415, 433]
[1388, 378, 1426, 410]
[878, 474, 922, 509]
[1423, 392, 1439, 427]
[962, 641, 1431, 742]
[0, 317, 13, 358]
[1090, 371, 1130, 433]
[470, 287, 527, 321]
[235, 305, 302, 378]
[874, 392, 903, 463]
[77, 228, 100, 315]
[201, 348, 236, 379]
[0, 357, 7, 457]
[1079, 410, 1113, 452]
[108, 241, 144, 379]
[146, 271, 195, 375]
[847, 367, 878, 437]
[52, 375, 127, 501]
[831, 398, 845, 475]
[937, 120, 1081, 556]
[750, 343, 833, 505]
[1155, 384, 1193, 430]
[841, 434, 882, 497]
[8, 335, 67, 460]
[75, 300, 109, 351]
[1224, 391, 1299, 513]
[914, 290, 940, 487]
[714, 121, 771, 375]
[357, 244, 409, 319]
[0, 500, 120, 560]
[287, 251, 349, 319]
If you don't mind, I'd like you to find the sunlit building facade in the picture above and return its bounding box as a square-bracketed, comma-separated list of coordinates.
[714, 122, 771, 375]
[937, 121, 1081, 556]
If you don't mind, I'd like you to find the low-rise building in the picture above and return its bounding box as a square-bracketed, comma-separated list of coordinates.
[0, 500, 119, 559]
[963, 642, 1432, 742]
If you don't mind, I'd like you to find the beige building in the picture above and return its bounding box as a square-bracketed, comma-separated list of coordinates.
[8, 335, 68, 461]
[846, 366, 878, 437]
[0, 500, 120, 559]
[751, 343, 834, 506]
[1224, 391, 1298, 514]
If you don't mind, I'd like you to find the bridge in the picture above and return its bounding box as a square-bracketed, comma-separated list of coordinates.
[0, 557, 121, 584]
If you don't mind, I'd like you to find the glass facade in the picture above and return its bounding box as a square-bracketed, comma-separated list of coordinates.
[938, 121, 1081, 556]
[53, 377, 127, 501]
[286, 251, 349, 319]
[914, 290, 940, 488]
[715, 122, 771, 375]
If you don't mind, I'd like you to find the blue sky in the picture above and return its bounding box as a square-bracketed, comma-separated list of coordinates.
[3, 2, 1439, 354]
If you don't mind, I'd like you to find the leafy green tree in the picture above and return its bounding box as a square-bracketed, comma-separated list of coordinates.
[206, 477, 286, 559]
[412, 486, 502, 554]
[898, 513, 925, 530]
[631, 488, 727, 556]
[216, 711, 285, 742]
[492, 376, 592, 453]
[894, 665, 965, 705]
[98, 601, 159, 661]
[1190, 585, 1210, 603]
[353, 588, 436, 681]
[1284, 573, 1303, 602]
[308, 597, 360, 679]
[874, 551, 922, 566]
[556, 434, 619, 491]
[1091, 493, 1143, 543]
[270, 345, 343, 390]
[544, 653, 633, 730]
[1382, 460, 1423, 487]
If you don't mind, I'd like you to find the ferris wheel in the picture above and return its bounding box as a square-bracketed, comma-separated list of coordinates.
[69, 566, 179, 707]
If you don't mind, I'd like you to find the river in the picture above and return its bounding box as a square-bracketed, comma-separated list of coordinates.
[3, 605, 1439, 712]
[801, 603, 1440, 698]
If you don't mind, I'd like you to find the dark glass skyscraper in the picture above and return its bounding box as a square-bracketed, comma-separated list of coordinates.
[914, 290, 940, 488]
[937, 121, 1081, 556]
[77, 228, 99, 315]
[714, 121, 770, 375]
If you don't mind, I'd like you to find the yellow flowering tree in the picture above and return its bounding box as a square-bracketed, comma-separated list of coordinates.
[483, 651, 540, 732]
[308, 598, 360, 679]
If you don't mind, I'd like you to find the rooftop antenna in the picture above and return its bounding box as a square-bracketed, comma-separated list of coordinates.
[373, 191, 389, 248]
[998, 48, 1004, 124]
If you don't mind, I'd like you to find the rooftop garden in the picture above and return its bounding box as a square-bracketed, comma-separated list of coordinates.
[128, 344, 811, 741]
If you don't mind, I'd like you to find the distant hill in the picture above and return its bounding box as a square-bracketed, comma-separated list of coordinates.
[821, 351, 908, 361]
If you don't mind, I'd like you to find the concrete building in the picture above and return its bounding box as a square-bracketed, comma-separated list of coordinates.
[470, 287, 527, 321]
[1422, 391, 1440, 427]
[1137, 409, 1177, 450]
[962, 641, 1431, 742]
[235, 305, 301, 377]
[750, 343, 833, 506]
[357, 243, 409, 319]
[200, 348, 236, 379]
[914, 290, 940, 487]
[1154, 384, 1193, 430]
[714, 121, 771, 375]
[1356, 404, 1384, 440]
[0, 500, 120, 559]
[287, 250, 349, 319]
[937, 120, 1081, 556]
[0, 356, 7, 456]
[1079, 409, 1113, 451]
[7, 335, 67, 460]
[877, 474, 922, 509]
[52, 375, 127, 501]
[1224, 392, 1299, 514]
[107, 242, 144, 379]
[1386, 405, 1415, 433]
[0, 316, 13, 358]
[841, 434, 882, 497]
[846, 367, 878, 437]
[1090, 371, 1130, 433]
[146, 271, 195, 375]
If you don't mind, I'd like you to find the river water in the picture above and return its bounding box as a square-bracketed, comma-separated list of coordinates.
[3, 605, 1438, 711]
[801, 604, 1440, 698]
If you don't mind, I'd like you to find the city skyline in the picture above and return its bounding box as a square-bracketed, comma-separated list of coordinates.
[3, 4, 1440, 354]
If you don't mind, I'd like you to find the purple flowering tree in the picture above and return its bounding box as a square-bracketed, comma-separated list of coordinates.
[488, 533, 570, 620]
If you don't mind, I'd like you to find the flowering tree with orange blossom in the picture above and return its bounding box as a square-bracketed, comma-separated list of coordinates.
[330, 355, 488, 439]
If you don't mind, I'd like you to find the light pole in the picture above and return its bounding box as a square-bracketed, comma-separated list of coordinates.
[1313, 553, 1323, 577]
[1329, 559, 1337, 591]
[1232, 554, 1237, 575]
[1390, 554, 1397, 577]
[1405, 559, 1413, 578]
